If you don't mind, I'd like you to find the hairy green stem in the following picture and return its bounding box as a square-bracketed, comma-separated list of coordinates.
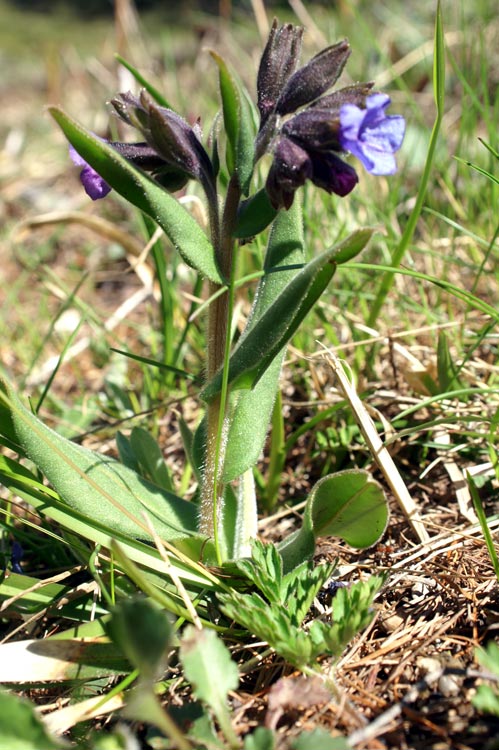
[200, 175, 242, 547]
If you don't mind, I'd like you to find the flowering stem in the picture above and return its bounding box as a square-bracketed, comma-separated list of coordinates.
[200, 175, 241, 555]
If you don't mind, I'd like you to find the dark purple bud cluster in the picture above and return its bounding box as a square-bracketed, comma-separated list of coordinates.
[111, 91, 216, 196]
[257, 19, 405, 210]
[70, 93, 215, 201]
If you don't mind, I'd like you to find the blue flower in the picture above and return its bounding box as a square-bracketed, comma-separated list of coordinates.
[69, 143, 111, 200]
[339, 93, 405, 175]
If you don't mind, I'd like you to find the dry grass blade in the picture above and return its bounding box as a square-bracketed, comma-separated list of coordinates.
[321, 346, 430, 544]
[41, 692, 126, 736]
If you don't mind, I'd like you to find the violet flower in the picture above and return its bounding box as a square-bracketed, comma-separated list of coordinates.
[339, 93, 405, 175]
[69, 143, 111, 200]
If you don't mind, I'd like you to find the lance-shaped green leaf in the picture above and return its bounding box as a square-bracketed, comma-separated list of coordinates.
[210, 51, 256, 195]
[49, 107, 222, 283]
[0, 377, 197, 544]
[222, 199, 305, 481]
[233, 187, 278, 239]
[0, 454, 216, 590]
[202, 227, 375, 402]
[278, 469, 389, 572]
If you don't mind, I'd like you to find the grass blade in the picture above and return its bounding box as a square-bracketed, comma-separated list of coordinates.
[368, 0, 445, 325]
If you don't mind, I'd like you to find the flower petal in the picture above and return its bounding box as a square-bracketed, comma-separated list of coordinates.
[69, 139, 112, 200]
[79, 164, 112, 200]
[309, 151, 358, 196]
[338, 94, 405, 176]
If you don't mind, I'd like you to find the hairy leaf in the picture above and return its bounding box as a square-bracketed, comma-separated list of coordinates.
[202, 228, 375, 401]
[278, 469, 388, 572]
[0, 378, 197, 543]
[223, 200, 305, 481]
[210, 52, 256, 195]
[49, 107, 222, 283]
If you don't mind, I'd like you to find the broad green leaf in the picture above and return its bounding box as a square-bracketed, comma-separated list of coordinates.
[117, 427, 174, 492]
[49, 107, 222, 283]
[279, 470, 388, 572]
[292, 728, 350, 750]
[309, 470, 388, 545]
[234, 188, 278, 239]
[202, 228, 374, 401]
[223, 200, 305, 481]
[179, 626, 239, 746]
[0, 638, 131, 683]
[0, 378, 197, 544]
[0, 451, 215, 590]
[210, 52, 255, 195]
[107, 596, 173, 680]
[0, 691, 65, 749]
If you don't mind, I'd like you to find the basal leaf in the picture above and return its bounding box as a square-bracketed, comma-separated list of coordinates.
[0, 452, 215, 589]
[107, 596, 173, 680]
[49, 107, 222, 283]
[0, 378, 197, 543]
[202, 228, 374, 401]
[278, 469, 388, 572]
[308, 470, 389, 547]
[0, 691, 65, 749]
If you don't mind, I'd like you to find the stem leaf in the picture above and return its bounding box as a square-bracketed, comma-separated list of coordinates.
[49, 107, 222, 283]
[201, 228, 375, 402]
[223, 199, 305, 481]
[210, 52, 256, 195]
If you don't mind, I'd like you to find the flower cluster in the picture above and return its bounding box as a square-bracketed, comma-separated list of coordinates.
[257, 20, 405, 209]
[68, 19, 405, 211]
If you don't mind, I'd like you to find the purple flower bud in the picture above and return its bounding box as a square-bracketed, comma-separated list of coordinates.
[143, 95, 214, 185]
[111, 91, 149, 131]
[276, 40, 351, 117]
[282, 109, 341, 152]
[112, 90, 215, 195]
[309, 151, 358, 197]
[339, 93, 405, 175]
[10, 540, 24, 575]
[310, 82, 375, 112]
[265, 137, 312, 209]
[257, 19, 303, 126]
[69, 143, 111, 200]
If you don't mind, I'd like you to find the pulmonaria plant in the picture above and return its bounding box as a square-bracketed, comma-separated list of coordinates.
[35, 19, 404, 570]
